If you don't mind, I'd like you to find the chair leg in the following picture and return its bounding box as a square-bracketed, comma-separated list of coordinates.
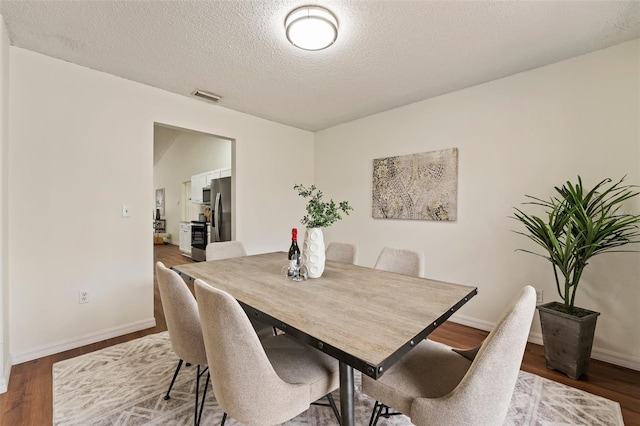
[310, 393, 342, 423]
[369, 401, 402, 425]
[164, 359, 184, 400]
[326, 393, 341, 424]
[369, 401, 382, 426]
[220, 412, 227, 426]
[193, 365, 210, 426]
[194, 364, 201, 426]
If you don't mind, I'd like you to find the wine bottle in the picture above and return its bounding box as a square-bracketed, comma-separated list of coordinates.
[288, 228, 301, 275]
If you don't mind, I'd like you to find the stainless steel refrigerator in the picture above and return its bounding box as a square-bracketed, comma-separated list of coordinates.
[210, 176, 232, 243]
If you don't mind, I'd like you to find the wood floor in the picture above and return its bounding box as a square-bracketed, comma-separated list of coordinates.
[1, 243, 638, 425]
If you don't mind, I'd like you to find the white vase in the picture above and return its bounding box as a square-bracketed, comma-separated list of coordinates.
[303, 227, 325, 278]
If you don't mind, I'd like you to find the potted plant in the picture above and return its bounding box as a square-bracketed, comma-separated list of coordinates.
[294, 184, 352, 278]
[513, 176, 640, 379]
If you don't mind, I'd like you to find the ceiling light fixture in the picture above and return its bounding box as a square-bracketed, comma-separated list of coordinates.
[192, 89, 222, 102]
[285, 5, 338, 51]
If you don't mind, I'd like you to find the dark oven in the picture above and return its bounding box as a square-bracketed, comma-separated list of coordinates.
[190, 221, 208, 262]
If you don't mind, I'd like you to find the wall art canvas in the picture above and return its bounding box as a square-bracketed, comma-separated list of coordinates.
[372, 148, 458, 221]
[155, 188, 165, 219]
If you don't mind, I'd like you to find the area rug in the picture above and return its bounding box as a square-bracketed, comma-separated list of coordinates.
[53, 332, 624, 426]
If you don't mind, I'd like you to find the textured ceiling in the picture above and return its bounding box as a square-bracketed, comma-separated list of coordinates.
[1, 1, 639, 131]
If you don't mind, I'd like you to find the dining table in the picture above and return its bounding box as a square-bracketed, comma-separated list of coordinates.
[172, 251, 477, 426]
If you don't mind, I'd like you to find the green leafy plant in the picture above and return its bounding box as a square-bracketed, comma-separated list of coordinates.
[294, 184, 353, 228]
[513, 176, 640, 313]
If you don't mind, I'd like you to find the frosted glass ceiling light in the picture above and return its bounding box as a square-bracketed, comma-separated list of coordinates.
[285, 6, 338, 51]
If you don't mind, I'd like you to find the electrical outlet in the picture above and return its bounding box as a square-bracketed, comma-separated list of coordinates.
[536, 289, 543, 304]
[78, 290, 90, 304]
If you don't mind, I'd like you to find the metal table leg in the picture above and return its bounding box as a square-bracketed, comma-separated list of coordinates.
[339, 361, 355, 426]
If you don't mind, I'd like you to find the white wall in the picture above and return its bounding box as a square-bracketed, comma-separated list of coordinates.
[0, 15, 10, 392]
[153, 129, 231, 242]
[8, 47, 313, 363]
[315, 40, 640, 369]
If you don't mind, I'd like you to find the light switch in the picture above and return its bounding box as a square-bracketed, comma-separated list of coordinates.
[122, 204, 131, 217]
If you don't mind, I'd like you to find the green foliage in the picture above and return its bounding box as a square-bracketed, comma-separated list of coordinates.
[513, 176, 640, 312]
[294, 184, 353, 228]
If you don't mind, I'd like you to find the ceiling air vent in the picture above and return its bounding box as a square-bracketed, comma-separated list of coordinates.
[192, 89, 222, 103]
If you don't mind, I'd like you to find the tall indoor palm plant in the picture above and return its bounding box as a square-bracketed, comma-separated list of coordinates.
[513, 176, 640, 313]
[513, 176, 640, 378]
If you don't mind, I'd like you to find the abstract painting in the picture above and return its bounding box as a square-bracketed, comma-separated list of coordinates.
[155, 188, 165, 219]
[372, 148, 458, 221]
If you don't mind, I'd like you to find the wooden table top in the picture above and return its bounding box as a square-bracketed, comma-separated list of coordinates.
[173, 251, 477, 378]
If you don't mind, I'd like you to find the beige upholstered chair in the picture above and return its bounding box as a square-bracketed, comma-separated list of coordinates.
[205, 240, 274, 339]
[155, 261, 209, 426]
[194, 279, 341, 426]
[325, 242, 358, 264]
[205, 240, 247, 261]
[374, 247, 425, 277]
[363, 286, 536, 426]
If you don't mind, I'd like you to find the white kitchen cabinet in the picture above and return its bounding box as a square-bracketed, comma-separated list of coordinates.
[179, 222, 192, 256]
[190, 173, 207, 203]
[204, 169, 221, 187]
[220, 168, 232, 178]
[192, 169, 226, 203]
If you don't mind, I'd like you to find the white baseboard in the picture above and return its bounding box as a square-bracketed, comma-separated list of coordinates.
[449, 314, 640, 372]
[448, 313, 495, 333]
[0, 358, 10, 393]
[10, 318, 156, 365]
[588, 345, 640, 371]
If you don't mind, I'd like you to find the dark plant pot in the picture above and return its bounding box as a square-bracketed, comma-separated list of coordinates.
[537, 302, 600, 380]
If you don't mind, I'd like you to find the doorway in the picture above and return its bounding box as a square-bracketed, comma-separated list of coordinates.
[153, 123, 234, 253]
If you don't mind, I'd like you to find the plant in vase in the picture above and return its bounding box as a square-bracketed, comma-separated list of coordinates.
[512, 176, 640, 379]
[294, 184, 353, 278]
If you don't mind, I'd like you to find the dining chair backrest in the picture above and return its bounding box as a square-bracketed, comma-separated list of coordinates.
[410, 286, 536, 425]
[325, 242, 358, 264]
[205, 241, 247, 261]
[204, 240, 275, 339]
[155, 261, 207, 366]
[194, 279, 320, 425]
[374, 247, 424, 277]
